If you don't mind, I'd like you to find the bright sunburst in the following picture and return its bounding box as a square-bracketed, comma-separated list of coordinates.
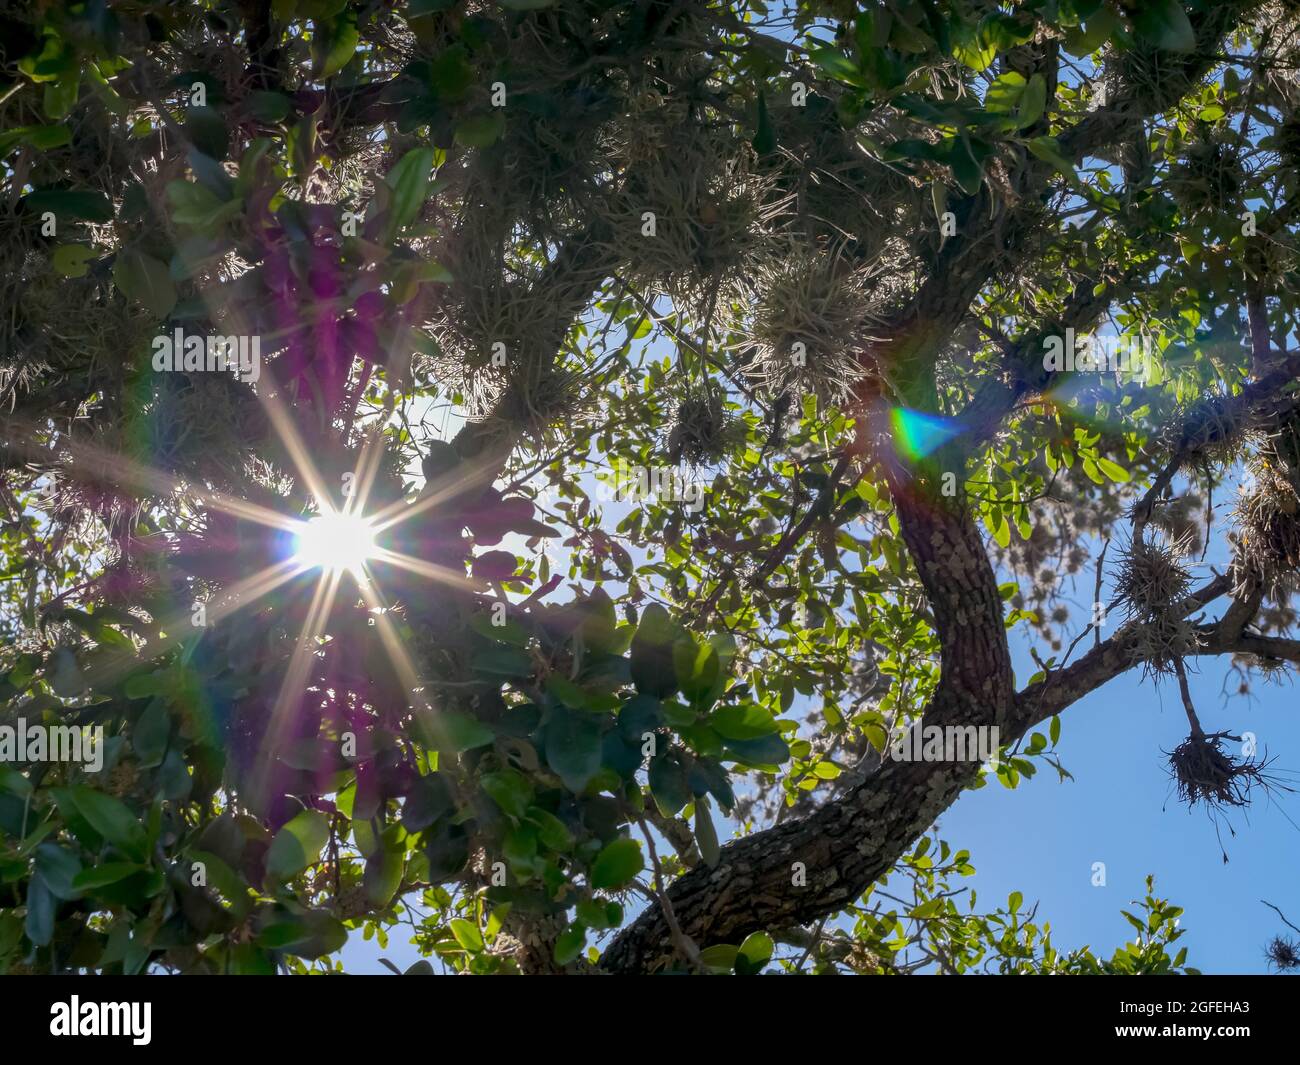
[292, 509, 378, 575]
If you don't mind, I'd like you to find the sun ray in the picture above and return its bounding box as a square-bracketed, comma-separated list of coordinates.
[368, 451, 502, 534]
[251, 363, 338, 512]
[346, 422, 391, 518]
[355, 572, 433, 713]
[71, 558, 310, 695]
[368, 545, 478, 592]
[2, 417, 303, 534]
[252, 565, 345, 794]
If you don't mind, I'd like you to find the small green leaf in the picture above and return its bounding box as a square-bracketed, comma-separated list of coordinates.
[553, 922, 585, 964]
[166, 180, 242, 229]
[1132, 0, 1196, 53]
[479, 769, 532, 819]
[984, 71, 1026, 113]
[454, 112, 506, 148]
[695, 799, 720, 869]
[1017, 73, 1047, 129]
[25, 188, 113, 222]
[64, 787, 148, 862]
[72, 862, 146, 891]
[265, 809, 330, 883]
[589, 838, 643, 890]
[51, 244, 96, 278]
[311, 13, 360, 79]
[449, 917, 484, 953]
[736, 931, 774, 974]
[379, 147, 436, 239]
[113, 248, 177, 318]
[1096, 457, 1130, 482]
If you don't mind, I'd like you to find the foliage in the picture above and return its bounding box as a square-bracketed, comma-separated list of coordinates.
[1, 0, 1299, 974]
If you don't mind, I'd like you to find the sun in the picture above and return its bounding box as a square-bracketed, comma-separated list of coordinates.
[293, 510, 378, 575]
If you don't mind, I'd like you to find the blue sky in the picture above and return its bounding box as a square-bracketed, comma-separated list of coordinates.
[939, 624, 1300, 974]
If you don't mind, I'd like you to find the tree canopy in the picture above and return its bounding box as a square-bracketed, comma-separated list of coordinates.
[2, 0, 1299, 975]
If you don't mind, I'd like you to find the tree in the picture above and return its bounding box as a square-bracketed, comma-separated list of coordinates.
[0, 0, 1297, 975]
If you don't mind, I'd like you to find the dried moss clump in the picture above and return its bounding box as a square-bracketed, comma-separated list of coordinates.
[744, 246, 879, 406]
[1168, 731, 1266, 810]
[664, 391, 735, 466]
[1266, 935, 1300, 972]
[1230, 423, 1300, 598]
[1114, 535, 1197, 675]
[606, 91, 786, 314]
[1166, 139, 1245, 216]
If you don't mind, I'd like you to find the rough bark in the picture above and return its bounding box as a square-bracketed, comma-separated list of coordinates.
[603, 448, 1016, 972]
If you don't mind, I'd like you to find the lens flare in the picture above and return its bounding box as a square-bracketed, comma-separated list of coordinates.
[890, 407, 961, 461]
[293, 510, 377, 575]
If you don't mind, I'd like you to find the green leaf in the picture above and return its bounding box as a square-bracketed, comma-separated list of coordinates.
[710, 703, 779, 741]
[470, 646, 532, 677]
[449, 917, 484, 953]
[454, 112, 507, 149]
[72, 862, 146, 892]
[248, 91, 292, 124]
[695, 799, 720, 869]
[630, 604, 681, 698]
[987, 510, 1010, 548]
[809, 46, 868, 87]
[113, 248, 177, 318]
[1017, 73, 1047, 129]
[1132, 0, 1196, 53]
[311, 13, 359, 79]
[945, 136, 985, 195]
[1096, 457, 1131, 482]
[133, 700, 170, 768]
[589, 838, 643, 890]
[379, 147, 436, 239]
[722, 731, 790, 768]
[363, 830, 406, 909]
[648, 752, 691, 817]
[1027, 135, 1075, 178]
[51, 244, 96, 278]
[736, 931, 774, 974]
[0, 125, 72, 156]
[952, 21, 997, 71]
[752, 92, 776, 154]
[418, 709, 495, 753]
[699, 943, 739, 971]
[185, 106, 228, 159]
[553, 922, 585, 965]
[34, 843, 83, 900]
[479, 769, 533, 818]
[984, 71, 1026, 114]
[166, 180, 242, 229]
[673, 635, 719, 703]
[25, 188, 113, 222]
[265, 809, 330, 884]
[24, 878, 54, 947]
[64, 787, 148, 862]
[544, 708, 603, 793]
[528, 808, 575, 852]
